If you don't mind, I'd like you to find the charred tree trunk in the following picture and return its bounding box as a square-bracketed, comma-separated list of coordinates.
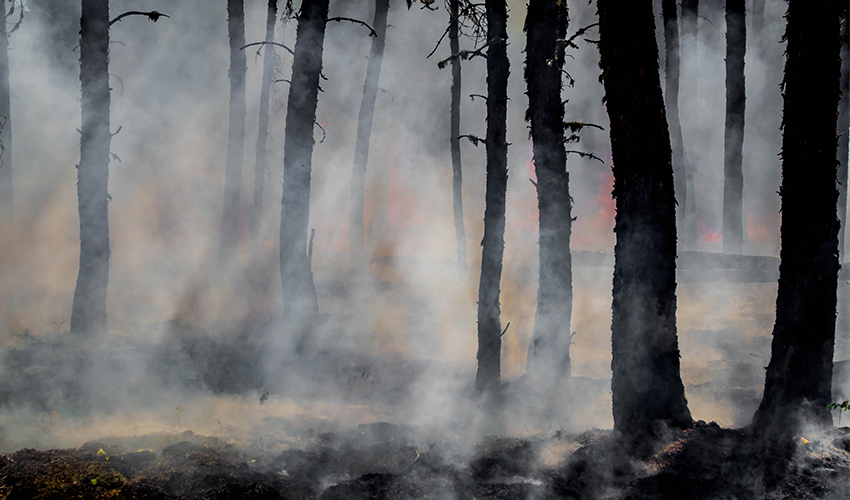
[752, 0, 841, 433]
[220, 0, 247, 259]
[0, 0, 12, 220]
[475, 0, 509, 395]
[349, 0, 390, 269]
[280, 0, 327, 330]
[597, 0, 693, 442]
[722, 0, 745, 254]
[450, 0, 467, 275]
[250, 0, 279, 248]
[838, 5, 849, 261]
[524, 0, 571, 383]
[680, 0, 698, 248]
[71, 0, 111, 336]
[662, 0, 687, 251]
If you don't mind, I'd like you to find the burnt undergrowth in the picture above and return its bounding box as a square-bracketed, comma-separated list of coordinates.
[0, 423, 848, 499]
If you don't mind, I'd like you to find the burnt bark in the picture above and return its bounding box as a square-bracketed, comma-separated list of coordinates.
[524, 0, 571, 383]
[662, 0, 687, 251]
[838, 5, 848, 261]
[475, 0, 508, 395]
[0, 0, 12, 221]
[680, 0, 698, 248]
[752, 0, 841, 433]
[597, 0, 693, 441]
[722, 0, 745, 254]
[349, 0, 390, 269]
[450, 0, 467, 274]
[280, 0, 327, 330]
[220, 0, 247, 259]
[250, 0, 279, 248]
[71, 0, 111, 336]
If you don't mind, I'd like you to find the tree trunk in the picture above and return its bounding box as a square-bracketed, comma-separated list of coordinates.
[71, 0, 111, 336]
[349, 0, 390, 269]
[0, 0, 12, 220]
[220, 0, 247, 259]
[751, 0, 841, 433]
[250, 0, 279, 249]
[838, 5, 848, 262]
[475, 0, 509, 395]
[524, 0, 571, 384]
[280, 0, 327, 331]
[597, 0, 693, 442]
[680, 0, 698, 248]
[450, 0, 467, 275]
[662, 0, 687, 251]
[722, 0, 745, 254]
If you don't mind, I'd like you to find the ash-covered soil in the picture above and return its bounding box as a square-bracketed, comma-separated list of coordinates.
[1, 422, 848, 499]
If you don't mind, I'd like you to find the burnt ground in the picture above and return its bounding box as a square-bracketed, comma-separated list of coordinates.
[0, 422, 848, 499]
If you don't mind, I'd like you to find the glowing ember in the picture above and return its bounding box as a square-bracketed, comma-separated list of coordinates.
[697, 219, 721, 244]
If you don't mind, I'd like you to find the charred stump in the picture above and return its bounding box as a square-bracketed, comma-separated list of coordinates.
[475, 0, 509, 395]
[71, 0, 111, 336]
[524, 0, 572, 385]
[280, 0, 327, 333]
[752, 0, 841, 434]
[349, 0, 390, 270]
[723, 0, 746, 254]
[597, 0, 693, 442]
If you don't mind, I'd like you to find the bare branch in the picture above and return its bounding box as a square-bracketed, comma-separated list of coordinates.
[326, 17, 377, 37]
[500, 322, 511, 338]
[458, 134, 484, 146]
[556, 22, 599, 51]
[110, 11, 170, 26]
[564, 121, 605, 132]
[426, 25, 450, 59]
[469, 93, 487, 102]
[437, 36, 503, 69]
[378, 87, 395, 101]
[314, 121, 327, 144]
[565, 150, 605, 163]
[241, 41, 295, 56]
[7, 0, 23, 34]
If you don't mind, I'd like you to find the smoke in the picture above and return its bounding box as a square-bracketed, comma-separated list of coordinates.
[0, 0, 846, 476]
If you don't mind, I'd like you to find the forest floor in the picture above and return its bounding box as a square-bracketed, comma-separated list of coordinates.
[0, 421, 848, 499]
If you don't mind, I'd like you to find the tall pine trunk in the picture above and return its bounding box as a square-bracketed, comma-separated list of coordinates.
[722, 0, 745, 254]
[752, 0, 841, 433]
[597, 0, 692, 442]
[450, 0, 467, 274]
[280, 0, 327, 330]
[475, 0, 509, 394]
[680, 0, 698, 248]
[662, 0, 687, 251]
[220, 0, 247, 259]
[524, 0, 571, 384]
[251, 0, 279, 248]
[71, 0, 111, 336]
[838, 5, 848, 262]
[349, 0, 390, 269]
[0, 0, 12, 220]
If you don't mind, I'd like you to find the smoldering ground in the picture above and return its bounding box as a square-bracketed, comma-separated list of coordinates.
[0, 0, 848, 498]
